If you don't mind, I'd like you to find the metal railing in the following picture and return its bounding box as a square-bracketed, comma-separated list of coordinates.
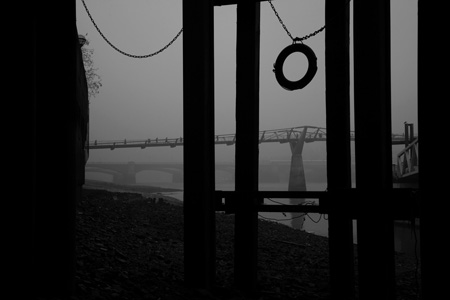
[395, 138, 419, 179]
[88, 125, 409, 150]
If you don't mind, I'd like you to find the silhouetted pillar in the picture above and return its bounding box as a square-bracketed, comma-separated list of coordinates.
[234, 0, 260, 295]
[354, 1, 395, 299]
[418, 2, 445, 299]
[31, 1, 79, 298]
[288, 128, 307, 230]
[182, 0, 216, 290]
[325, 0, 355, 298]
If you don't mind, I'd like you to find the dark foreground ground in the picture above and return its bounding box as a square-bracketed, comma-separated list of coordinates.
[75, 187, 420, 300]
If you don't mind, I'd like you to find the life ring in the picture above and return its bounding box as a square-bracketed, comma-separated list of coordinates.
[273, 43, 318, 91]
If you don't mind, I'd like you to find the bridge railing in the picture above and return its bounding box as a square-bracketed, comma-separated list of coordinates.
[394, 138, 419, 179]
[88, 126, 411, 150]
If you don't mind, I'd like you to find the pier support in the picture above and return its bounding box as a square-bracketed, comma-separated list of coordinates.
[288, 127, 307, 230]
[234, 1, 260, 295]
[325, 0, 355, 298]
[354, 1, 395, 299]
[182, 0, 216, 290]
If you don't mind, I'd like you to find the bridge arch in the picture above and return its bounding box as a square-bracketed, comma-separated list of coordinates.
[135, 168, 183, 184]
[85, 167, 125, 184]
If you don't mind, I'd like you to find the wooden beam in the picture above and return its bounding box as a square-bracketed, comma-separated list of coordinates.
[353, 1, 395, 299]
[325, 0, 355, 298]
[234, 0, 260, 295]
[182, 0, 216, 290]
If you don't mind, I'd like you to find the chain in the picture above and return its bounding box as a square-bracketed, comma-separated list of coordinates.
[268, 0, 350, 43]
[268, 0, 296, 41]
[80, 0, 183, 59]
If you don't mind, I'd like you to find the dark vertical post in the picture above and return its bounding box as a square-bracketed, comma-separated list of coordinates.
[418, 2, 445, 299]
[234, 0, 260, 294]
[182, 0, 216, 289]
[325, 0, 355, 298]
[31, 1, 79, 298]
[354, 1, 395, 299]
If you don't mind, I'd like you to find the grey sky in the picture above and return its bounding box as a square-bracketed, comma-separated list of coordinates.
[76, 0, 417, 163]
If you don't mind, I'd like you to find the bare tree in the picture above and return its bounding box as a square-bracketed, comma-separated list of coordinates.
[81, 36, 102, 100]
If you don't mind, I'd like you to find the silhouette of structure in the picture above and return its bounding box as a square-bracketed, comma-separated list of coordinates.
[183, 1, 443, 300]
[22, 1, 444, 299]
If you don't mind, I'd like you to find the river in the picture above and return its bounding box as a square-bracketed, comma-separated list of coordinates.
[144, 180, 339, 239]
[86, 173, 419, 256]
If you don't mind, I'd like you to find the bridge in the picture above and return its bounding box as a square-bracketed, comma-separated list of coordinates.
[88, 126, 409, 150]
[87, 125, 418, 187]
[85, 160, 327, 185]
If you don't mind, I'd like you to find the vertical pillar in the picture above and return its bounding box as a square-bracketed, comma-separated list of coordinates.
[182, 0, 216, 289]
[234, 0, 260, 295]
[418, 1, 445, 299]
[32, 1, 78, 297]
[354, 1, 395, 299]
[325, 0, 355, 298]
[288, 128, 307, 230]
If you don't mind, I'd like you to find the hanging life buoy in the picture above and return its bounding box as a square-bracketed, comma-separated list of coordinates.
[273, 43, 318, 91]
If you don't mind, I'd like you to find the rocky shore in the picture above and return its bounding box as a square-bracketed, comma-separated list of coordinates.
[75, 186, 420, 300]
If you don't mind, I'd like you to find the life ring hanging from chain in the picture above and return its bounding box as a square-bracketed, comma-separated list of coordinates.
[273, 42, 318, 91]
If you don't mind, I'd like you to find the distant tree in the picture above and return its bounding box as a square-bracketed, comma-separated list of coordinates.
[81, 36, 102, 100]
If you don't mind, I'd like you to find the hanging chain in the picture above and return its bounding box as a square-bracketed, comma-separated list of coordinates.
[268, 0, 296, 41]
[80, 0, 183, 59]
[268, 0, 351, 43]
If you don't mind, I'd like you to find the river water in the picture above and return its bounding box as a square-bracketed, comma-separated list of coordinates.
[147, 180, 340, 239]
[86, 172, 419, 256]
[154, 182, 419, 256]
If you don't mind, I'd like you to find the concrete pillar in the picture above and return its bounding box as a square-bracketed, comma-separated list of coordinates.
[288, 127, 307, 230]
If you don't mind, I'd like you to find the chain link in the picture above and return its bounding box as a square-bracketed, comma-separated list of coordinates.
[268, 0, 340, 43]
[80, 0, 183, 59]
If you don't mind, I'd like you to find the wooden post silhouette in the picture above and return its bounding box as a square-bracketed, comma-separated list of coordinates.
[325, 0, 355, 298]
[182, 0, 216, 289]
[354, 1, 395, 299]
[234, 0, 260, 295]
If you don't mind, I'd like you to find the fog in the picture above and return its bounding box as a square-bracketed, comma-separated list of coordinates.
[76, 0, 417, 164]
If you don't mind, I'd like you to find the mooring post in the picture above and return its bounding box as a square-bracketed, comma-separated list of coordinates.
[325, 0, 355, 298]
[288, 127, 307, 229]
[182, 0, 216, 290]
[354, 1, 395, 299]
[234, 0, 260, 294]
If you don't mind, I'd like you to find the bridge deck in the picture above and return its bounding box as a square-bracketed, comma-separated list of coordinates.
[88, 126, 409, 150]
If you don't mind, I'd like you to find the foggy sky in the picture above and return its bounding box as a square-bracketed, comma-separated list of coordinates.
[76, 0, 418, 163]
